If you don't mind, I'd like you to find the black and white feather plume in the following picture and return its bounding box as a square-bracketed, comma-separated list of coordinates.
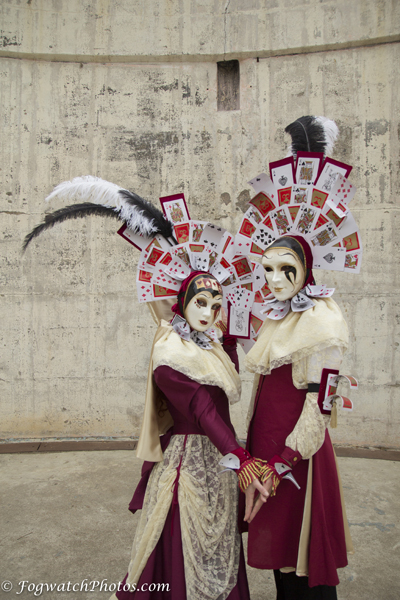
[285, 116, 339, 159]
[23, 176, 174, 252]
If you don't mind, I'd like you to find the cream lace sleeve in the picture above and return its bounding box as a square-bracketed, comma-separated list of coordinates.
[285, 346, 343, 460]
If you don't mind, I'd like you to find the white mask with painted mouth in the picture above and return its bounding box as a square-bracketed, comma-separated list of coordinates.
[184, 291, 223, 332]
[261, 247, 305, 302]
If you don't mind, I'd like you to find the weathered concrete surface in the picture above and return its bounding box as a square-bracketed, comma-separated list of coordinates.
[0, 1, 399, 447]
[0, 451, 399, 599]
[0, 0, 399, 61]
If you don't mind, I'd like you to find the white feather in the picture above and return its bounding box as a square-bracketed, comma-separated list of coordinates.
[314, 116, 339, 156]
[45, 176, 158, 237]
[45, 176, 124, 206]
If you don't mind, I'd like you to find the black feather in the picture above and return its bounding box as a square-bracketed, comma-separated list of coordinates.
[22, 203, 121, 252]
[118, 190, 174, 240]
[285, 116, 326, 158]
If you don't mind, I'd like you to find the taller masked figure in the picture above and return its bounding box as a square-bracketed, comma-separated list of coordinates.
[244, 235, 353, 600]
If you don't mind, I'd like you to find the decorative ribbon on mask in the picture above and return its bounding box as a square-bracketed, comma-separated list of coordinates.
[171, 314, 220, 350]
[260, 284, 335, 321]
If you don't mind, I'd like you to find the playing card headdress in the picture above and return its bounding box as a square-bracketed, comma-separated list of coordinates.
[23, 116, 361, 355]
[23, 176, 262, 349]
[233, 115, 362, 351]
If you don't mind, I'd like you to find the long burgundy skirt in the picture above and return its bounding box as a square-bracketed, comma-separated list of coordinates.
[244, 364, 348, 588]
[116, 504, 250, 599]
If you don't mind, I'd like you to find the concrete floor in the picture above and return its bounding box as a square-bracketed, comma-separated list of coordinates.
[0, 451, 399, 600]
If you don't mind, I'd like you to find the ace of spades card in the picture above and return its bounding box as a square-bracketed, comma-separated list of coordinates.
[311, 245, 346, 271]
[269, 157, 295, 189]
[291, 292, 316, 312]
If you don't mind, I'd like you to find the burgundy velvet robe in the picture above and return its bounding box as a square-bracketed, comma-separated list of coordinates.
[245, 363, 348, 588]
[116, 343, 250, 600]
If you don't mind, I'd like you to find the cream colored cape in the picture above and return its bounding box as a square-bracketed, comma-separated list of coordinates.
[136, 320, 241, 462]
[245, 297, 349, 375]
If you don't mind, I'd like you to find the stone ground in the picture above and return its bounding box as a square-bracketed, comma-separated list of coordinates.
[0, 451, 399, 600]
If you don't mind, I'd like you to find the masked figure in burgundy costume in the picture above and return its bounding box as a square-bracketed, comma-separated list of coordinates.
[112, 272, 267, 600]
[243, 236, 353, 600]
[22, 176, 268, 600]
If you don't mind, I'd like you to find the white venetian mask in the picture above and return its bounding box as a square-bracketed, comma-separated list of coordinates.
[261, 247, 305, 302]
[184, 291, 223, 333]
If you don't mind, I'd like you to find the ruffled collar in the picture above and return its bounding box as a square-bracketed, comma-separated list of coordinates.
[261, 284, 335, 320]
[170, 314, 220, 350]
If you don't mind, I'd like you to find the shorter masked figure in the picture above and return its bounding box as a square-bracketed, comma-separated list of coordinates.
[244, 235, 353, 599]
[112, 272, 265, 600]
[23, 176, 268, 600]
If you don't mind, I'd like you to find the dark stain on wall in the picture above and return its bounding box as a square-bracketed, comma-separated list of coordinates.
[334, 124, 353, 160]
[182, 81, 191, 99]
[365, 120, 389, 146]
[0, 32, 21, 47]
[221, 192, 231, 205]
[193, 131, 212, 155]
[236, 189, 251, 213]
[153, 79, 179, 93]
[108, 130, 180, 162]
[195, 89, 207, 106]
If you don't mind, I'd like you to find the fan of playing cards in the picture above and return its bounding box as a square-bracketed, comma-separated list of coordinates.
[239, 153, 362, 275]
[118, 193, 266, 344]
[232, 146, 362, 351]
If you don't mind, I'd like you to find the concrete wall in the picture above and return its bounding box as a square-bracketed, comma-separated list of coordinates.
[1, 0, 399, 448]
